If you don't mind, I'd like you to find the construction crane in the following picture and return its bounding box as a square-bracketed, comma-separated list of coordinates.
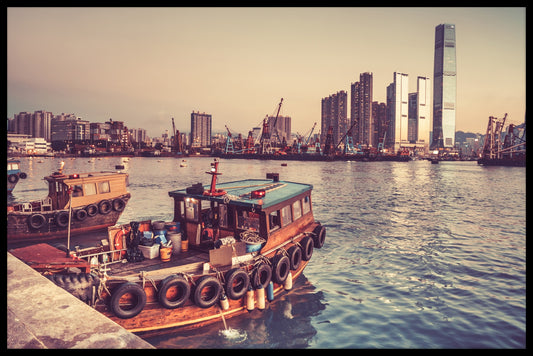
[258, 98, 284, 154]
[224, 125, 235, 154]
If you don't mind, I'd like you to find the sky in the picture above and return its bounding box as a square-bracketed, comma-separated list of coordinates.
[7, 7, 526, 138]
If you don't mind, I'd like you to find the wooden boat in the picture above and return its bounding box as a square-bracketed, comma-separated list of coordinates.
[10, 159, 326, 334]
[7, 159, 27, 194]
[7, 161, 131, 243]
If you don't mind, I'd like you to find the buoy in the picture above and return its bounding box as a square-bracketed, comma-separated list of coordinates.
[284, 271, 293, 290]
[220, 292, 230, 310]
[266, 281, 274, 302]
[246, 286, 255, 312]
[256, 285, 265, 310]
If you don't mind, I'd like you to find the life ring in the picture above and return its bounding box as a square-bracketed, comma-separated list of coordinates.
[19, 172, 27, 179]
[271, 254, 290, 284]
[300, 235, 314, 261]
[109, 282, 146, 319]
[8, 174, 19, 184]
[55, 211, 70, 228]
[98, 200, 112, 215]
[287, 245, 302, 270]
[75, 209, 88, 221]
[313, 225, 326, 248]
[192, 275, 222, 309]
[112, 198, 126, 212]
[224, 268, 250, 300]
[251, 263, 272, 289]
[85, 204, 98, 217]
[113, 230, 125, 260]
[28, 213, 46, 230]
[157, 275, 191, 309]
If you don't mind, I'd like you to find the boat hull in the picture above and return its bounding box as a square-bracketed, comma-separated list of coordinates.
[7, 194, 130, 243]
[96, 260, 309, 335]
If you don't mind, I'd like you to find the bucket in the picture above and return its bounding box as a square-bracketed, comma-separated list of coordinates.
[167, 232, 182, 253]
[160, 246, 172, 262]
[181, 239, 189, 252]
[245, 242, 263, 253]
[152, 220, 165, 230]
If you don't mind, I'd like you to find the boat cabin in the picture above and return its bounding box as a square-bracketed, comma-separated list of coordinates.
[168, 162, 314, 253]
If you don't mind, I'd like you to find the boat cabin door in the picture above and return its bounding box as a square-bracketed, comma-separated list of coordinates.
[182, 198, 224, 246]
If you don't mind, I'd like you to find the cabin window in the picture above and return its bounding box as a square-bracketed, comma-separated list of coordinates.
[8, 162, 19, 170]
[98, 181, 110, 194]
[184, 198, 199, 221]
[281, 205, 292, 226]
[302, 195, 311, 215]
[237, 210, 260, 231]
[292, 200, 302, 220]
[219, 204, 229, 228]
[269, 210, 281, 232]
[83, 183, 97, 196]
[179, 200, 185, 219]
[72, 184, 83, 197]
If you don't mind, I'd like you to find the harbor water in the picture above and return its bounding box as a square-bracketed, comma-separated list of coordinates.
[8, 156, 526, 348]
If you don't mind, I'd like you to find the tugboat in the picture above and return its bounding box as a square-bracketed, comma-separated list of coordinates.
[11, 159, 326, 334]
[7, 159, 27, 194]
[7, 161, 131, 242]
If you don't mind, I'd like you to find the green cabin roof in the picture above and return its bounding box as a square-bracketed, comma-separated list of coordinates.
[168, 178, 312, 211]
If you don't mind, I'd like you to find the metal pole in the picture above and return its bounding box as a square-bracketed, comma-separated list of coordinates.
[66, 188, 73, 257]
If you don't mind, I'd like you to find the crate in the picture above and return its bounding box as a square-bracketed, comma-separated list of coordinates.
[139, 243, 160, 259]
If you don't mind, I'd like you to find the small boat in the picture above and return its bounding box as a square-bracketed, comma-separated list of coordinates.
[11, 159, 326, 334]
[7, 161, 131, 243]
[180, 160, 187, 167]
[7, 159, 27, 194]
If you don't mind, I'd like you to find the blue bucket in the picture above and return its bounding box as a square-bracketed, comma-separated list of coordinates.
[245, 242, 263, 253]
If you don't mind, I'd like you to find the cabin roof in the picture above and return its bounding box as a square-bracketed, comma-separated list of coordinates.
[168, 178, 312, 210]
[44, 171, 128, 183]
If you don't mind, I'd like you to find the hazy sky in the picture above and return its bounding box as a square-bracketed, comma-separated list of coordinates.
[7, 7, 526, 138]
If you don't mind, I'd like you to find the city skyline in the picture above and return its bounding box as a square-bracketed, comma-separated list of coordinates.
[7, 7, 526, 138]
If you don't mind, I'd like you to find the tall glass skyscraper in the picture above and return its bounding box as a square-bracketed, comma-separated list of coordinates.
[431, 23, 456, 149]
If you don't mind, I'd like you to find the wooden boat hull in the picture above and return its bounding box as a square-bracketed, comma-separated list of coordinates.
[95, 260, 309, 335]
[7, 193, 130, 242]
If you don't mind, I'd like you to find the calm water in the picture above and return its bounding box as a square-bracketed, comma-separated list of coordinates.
[9, 156, 526, 348]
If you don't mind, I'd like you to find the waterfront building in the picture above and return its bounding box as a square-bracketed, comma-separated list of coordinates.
[431, 23, 457, 149]
[350, 72, 374, 146]
[190, 111, 212, 148]
[8, 110, 53, 141]
[51, 114, 90, 142]
[267, 115, 291, 146]
[321, 91, 348, 147]
[386, 72, 409, 152]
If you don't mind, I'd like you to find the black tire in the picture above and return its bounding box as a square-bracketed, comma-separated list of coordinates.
[55, 211, 70, 228]
[75, 209, 88, 221]
[157, 275, 191, 309]
[287, 245, 302, 270]
[224, 268, 250, 300]
[112, 198, 126, 212]
[8, 174, 19, 184]
[85, 204, 98, 217]
[47, 273, 100, 303]
[28, 213, 46, 230]
[109, 282, 146, 319]
[301, 235, 314, 261]
[271, 254, 291, 284]
[98, 200, 112, 215]
[19, 172, 27, 179]
[313, 225, 326, 248]
[251, 263, 272, 289]
[192, 275, 222, 309]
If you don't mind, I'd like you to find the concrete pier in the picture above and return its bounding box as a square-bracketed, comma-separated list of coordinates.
[7, 252, 155, 349]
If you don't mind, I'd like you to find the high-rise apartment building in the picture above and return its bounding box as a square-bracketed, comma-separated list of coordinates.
[350, 72, 373, 146]
[9, 110, 53, 141]
[386, 72, 409, 152]
[431, 23, 456, 149]
[190, 111, 212, 148]
[267, 115, 291, 145]
[321, 91, 348, 147]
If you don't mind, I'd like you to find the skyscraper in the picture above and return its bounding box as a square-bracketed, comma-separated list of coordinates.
[190, 111, 212, 148]
[431, 23, 456, 149]
[350, 72, 373, 146]
[386, 72, 409, 152]
[321, 91, 347, 147]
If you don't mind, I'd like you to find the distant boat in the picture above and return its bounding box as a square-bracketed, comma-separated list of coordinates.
[180, 160, 187, 167]
[7, 161, 130, 243]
